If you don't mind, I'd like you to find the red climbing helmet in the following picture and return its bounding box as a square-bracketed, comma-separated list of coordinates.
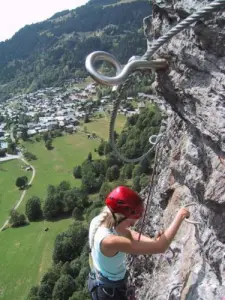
[105, 186, 144, 219]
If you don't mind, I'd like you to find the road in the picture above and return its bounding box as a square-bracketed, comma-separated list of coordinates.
[0, 157, 36, 231]
[0, 154, 20, 162]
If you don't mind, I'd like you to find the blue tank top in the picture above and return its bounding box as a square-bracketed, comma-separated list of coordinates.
[89, 216, 126, 281]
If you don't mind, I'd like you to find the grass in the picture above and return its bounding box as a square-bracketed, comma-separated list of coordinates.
[19, 132, 100, 212]
[0, 160, 31, 226]
[0, 116, 127, 300]
[85, 114, 126, 140]
[0, 218, 72, 300]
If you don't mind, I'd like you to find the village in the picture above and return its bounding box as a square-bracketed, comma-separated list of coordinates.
[0, 81, 162, 154]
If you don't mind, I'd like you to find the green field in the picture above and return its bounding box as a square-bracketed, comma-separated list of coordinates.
[19, 132, 100, 211]
[86, 114, 126, 140]
[0, 116, 126, 300]
[0, 160, 31, 226]
[0, 218, 72, 300]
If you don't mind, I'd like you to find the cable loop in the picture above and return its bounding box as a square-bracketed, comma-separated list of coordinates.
[85, 51, 167, 86]
[149, 134, 163, 145]
[85, 0, 225, 164]
[184, 203, 201, 225]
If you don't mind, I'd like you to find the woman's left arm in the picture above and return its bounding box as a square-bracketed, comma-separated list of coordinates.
[129, 230, 154, 242]
[129, 229, 164, 242]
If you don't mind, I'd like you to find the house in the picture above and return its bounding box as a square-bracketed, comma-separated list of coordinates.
[138, 102, 145, 113]
[17, 131, 23, 138]
[27, 129, 37, 136]
[65, 125, 74, 133]
[0, 123, 6, 130]
[38, 129, 48, 134]
[46, 122, 58, 130]
[0, 142, 8, 149]
[4, 133, 10, 138]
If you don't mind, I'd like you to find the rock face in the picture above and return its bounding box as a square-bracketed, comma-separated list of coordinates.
[132, 1, 225, 299]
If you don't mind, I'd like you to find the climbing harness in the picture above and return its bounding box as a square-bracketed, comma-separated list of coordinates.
[88, 271, 129, 300]
[85, 0, 225, 164]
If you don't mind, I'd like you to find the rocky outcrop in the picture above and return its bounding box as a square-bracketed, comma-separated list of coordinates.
[132, 1, 225, 299]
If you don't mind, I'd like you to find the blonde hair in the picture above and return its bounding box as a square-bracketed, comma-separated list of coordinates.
[89, 206, 125, 249]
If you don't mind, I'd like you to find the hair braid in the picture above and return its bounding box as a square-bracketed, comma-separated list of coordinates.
[89, 206, 110, 249]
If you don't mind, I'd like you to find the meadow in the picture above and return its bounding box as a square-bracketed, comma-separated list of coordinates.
[0, 160, 31, 226]
[0, 115, 126, 300]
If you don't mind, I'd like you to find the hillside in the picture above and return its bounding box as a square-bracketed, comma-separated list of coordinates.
[0, 0, 151, 101]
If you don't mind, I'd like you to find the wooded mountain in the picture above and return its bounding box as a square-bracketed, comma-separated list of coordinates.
[0, 0, 151, 101]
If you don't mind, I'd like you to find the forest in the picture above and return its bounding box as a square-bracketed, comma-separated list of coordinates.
[0, 0, 151, 101]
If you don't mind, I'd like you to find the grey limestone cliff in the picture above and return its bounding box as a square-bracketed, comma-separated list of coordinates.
[132, 1, 225, 299]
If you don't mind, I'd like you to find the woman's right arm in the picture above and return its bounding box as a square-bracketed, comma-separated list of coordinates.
[102, 208, 190, 255]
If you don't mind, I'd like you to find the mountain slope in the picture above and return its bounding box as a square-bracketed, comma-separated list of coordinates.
[0, 0, 151, 101]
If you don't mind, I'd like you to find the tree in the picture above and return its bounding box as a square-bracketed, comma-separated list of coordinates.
[99, 181, 112, 201]
[26, 196, 42, 221]
[110, 165, 120, 181]
[21, 128, 28, 141]
[82, 171, 100, 193]
[140, 174, 149, 189]
[23, 151, 37, 161]
[98, 140, 106, 156]
[124, 164, 134, 179]
[47, 184, 56, 197]
[70, 258, 81, 278]
[61, 262, 73, 276]
[140, 158, 150, 174]
[132, 164, 143, 178]
[63, 190, 77, 213]
[87, 152, 92, 161]
[106, 165, 120, 182]
[76, 266, 89, 288]
[73, 166, 82, 179]
[53, 222, 88, 264]
[42, 132, 49, 143]
[105, 153, 122, 169]
[106, 167, 113, 182]
[27, 286, 39, 300]
[58, 181, 71, 192]
[52, 274, 76, 300]
[45, 139, 53, 150]
[9, 210, 27, 227]
[21, 176, 28, 185]
[92, 160, 106, 177]
[40, 270, 60, 298]
[132, 176, 141, 192]
[0, 149, 6, 157]
[72, 207, 83, 221]
[7, 142, 17, 154]
[41, 270, 59, 290]
[104, 142, 112, 155]
[37, 284, 52, 300]
[84, 114, 89, 123]
[15, 176, 27, 189]
[69, 291, 89, 300]
[43, 196, 60, 220]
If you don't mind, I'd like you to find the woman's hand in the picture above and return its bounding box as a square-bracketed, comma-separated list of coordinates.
[178, 207, 190, 220]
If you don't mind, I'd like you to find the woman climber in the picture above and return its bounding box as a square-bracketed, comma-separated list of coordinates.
[88, 185, 190, 300]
